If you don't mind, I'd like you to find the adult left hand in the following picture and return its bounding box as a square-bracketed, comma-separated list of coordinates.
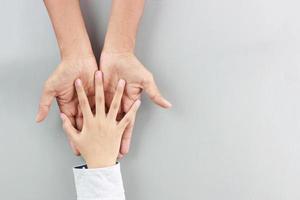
[100, 52, 172, 156]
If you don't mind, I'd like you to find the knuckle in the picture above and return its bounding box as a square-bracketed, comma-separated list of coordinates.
[96, 96, 103, 103]
[150, 93, 159, 100]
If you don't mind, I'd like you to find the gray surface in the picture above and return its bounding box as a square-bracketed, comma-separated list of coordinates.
[0, 0, 300, 199]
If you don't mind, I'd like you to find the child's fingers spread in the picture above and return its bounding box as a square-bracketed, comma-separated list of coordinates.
[108, 79, 125, 120]
[95, 71, 105, 117]
[60, 113, 79, 142]
[118, 100, 141, 130]
[75, 79, 93, 119]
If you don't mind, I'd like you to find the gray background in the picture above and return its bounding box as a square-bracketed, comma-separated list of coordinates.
[0, 0, 300, 199]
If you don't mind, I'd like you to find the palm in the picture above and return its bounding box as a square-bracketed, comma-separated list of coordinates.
[100, 52, 171, 156]
[53, 60, 97, 125]
[37, 58, 98, 155]
[100, 53, 149, 112]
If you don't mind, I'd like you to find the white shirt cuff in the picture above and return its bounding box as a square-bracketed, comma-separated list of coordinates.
[73, 163, 125, 200]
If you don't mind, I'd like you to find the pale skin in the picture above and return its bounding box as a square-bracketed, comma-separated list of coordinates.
[37, 0, 171, 157]
[61, 71, 141, 168]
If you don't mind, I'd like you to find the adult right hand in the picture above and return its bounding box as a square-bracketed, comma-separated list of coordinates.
[36, 57, 98, 155]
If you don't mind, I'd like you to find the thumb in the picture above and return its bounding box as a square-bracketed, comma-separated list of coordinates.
[143, 75, 172, 108]
[35, 83, 55, 122]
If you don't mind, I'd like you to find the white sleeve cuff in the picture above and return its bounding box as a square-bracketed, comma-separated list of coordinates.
[73, 163, 125, 200]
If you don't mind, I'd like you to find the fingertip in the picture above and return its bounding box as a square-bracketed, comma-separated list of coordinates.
[35, 113, 43, 122]
[118, 153, 124, 159]
[119, 79, 126, 87]
[120, 144, 130, 155]
[75, 79, 82, 87]
[135, 99, 141, 108]
[163, 100, 172, 108]
[95, 71, 102, 79]
[35, 109, 47, 122]
[158, 98, 172, 109]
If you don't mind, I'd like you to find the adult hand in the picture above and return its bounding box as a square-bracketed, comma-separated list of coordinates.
[100, 52, 172, 156]
[36, 57, 98, 155]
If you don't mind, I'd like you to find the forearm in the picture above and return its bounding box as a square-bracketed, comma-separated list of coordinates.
[44, 0, 93, 59]
[103, 0, 145, 53]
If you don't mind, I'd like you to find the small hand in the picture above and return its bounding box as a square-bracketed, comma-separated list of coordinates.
[60, 71, 141, 168]
[100, 52, 171, 156]
[36, 57, 98, 155]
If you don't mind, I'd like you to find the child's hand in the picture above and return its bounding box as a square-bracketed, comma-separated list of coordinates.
[60, 71, 141, 168]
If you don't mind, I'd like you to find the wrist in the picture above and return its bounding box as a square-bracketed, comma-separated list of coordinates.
[60, 41, 94, 60]
[101, 51, 134, 58]
[86, 157, 117, 169]
[100, 51, 135, 66]
[61, 54, 96, 62]
[102, 34, 135, 54]
[60, 54, 97, 68]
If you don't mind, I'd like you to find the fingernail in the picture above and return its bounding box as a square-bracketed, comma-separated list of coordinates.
[119, 79, 125, 87]
[95, 71, 102, 79]
[75, 79, 82, 86]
